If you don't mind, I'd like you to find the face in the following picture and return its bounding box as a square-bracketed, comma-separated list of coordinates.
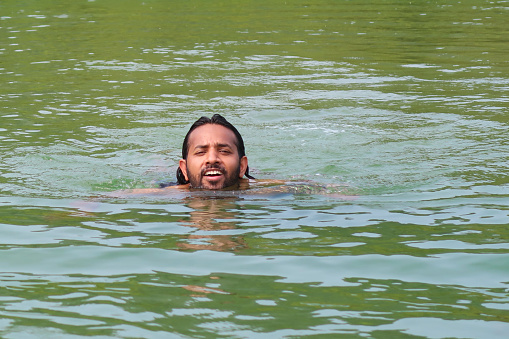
[179, 124, 248, 189]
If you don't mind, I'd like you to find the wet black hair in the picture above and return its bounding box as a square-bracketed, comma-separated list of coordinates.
[176, 114, 255, 184]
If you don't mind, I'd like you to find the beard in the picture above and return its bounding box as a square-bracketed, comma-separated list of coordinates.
[187, 163, 241, 189]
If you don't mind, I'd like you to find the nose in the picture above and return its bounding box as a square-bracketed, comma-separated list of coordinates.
[205, 149, 220, 165]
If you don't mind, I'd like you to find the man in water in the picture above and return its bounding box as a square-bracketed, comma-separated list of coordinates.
[175, 114, 255, 190]
[109, 115, 348, 197]
[109, 114, 267, 196]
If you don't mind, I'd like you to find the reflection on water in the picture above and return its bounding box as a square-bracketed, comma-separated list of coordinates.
[1, 0, 509, 337]
[178, 197, 248, 252]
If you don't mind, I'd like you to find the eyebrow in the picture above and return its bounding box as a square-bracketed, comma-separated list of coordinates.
[193, 143, 234, 150]
[216, 143, 233, 149]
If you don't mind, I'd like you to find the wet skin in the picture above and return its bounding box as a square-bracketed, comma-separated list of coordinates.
[179, 124, 248, 190]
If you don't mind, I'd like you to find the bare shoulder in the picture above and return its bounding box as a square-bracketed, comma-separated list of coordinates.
[107, 184, 189, 198]
[104, 179, 355, 199]
[251, 179, 287, 186]
[246, 179, 356, 198]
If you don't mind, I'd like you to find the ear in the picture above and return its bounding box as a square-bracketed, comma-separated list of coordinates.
[179, 159, 189, 181]
[239, 156, 248, 178]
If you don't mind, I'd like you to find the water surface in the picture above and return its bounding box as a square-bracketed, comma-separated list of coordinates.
[1, 0, 508, 338]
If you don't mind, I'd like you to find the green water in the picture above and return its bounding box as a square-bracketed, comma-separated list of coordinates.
[1, 0, 508, 338]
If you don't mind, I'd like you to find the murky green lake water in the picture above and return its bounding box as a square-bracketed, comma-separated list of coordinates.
[1, 0, 508, 338]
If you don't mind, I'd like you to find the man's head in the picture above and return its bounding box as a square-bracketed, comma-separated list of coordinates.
[177, 114, 254, 189]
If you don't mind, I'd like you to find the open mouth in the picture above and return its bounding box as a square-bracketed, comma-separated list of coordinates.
[205, 170, 222, 176]
[203, 169, 223, 178]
